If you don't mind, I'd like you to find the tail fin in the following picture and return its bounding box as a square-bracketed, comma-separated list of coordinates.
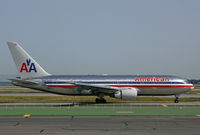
[7, 42, 51, 79]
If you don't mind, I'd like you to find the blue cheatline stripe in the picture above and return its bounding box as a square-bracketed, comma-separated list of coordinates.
[44, 81, 184, 85]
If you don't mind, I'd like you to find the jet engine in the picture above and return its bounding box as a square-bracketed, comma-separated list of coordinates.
[114, 88, 139, 100]
[80, 90, 92, 95]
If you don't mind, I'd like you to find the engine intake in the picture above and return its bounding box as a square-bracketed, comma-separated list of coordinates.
[114, 88, 139, 100]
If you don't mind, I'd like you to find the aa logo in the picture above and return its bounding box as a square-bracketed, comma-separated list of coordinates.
[20, 59, 37, 72]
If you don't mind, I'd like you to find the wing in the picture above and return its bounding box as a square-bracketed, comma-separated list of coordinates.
[72, 82, 120, 94]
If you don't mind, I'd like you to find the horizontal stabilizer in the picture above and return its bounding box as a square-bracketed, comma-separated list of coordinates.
[8, 79, 40, 85]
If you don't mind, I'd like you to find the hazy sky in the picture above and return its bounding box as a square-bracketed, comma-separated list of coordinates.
[0, 0, 200, 78]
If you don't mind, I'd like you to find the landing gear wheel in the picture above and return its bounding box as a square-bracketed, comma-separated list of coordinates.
[174, 97, 179, 103]
[102, 99, 107, 103]
[95, 98, 107, 104]
[96, 98, 100, 103]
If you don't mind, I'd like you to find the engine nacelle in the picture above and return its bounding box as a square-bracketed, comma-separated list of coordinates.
[80, 90, 92, 95]
[114, 88, 139, 100]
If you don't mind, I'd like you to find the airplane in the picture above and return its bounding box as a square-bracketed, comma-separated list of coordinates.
[7, 42, 194, 103]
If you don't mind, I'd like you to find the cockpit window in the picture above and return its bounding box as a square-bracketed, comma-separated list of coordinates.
[184, 80, 190, 84]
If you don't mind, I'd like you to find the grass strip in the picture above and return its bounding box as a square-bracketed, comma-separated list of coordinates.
[0, 105, 199, 116]
[0, 96, 200, 103]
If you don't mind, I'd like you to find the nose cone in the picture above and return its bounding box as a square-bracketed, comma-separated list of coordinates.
[190, 84, 194, 90]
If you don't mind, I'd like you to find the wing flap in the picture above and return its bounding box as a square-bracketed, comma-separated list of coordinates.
[72, 83, 119, 94]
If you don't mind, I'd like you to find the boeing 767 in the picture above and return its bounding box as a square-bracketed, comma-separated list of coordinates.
[7, 42, 194, 103]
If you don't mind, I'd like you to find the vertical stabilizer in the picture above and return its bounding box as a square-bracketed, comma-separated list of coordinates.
[7, 42, 51, 79]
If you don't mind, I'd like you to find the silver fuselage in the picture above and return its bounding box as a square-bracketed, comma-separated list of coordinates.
[13, 75, 194, 96]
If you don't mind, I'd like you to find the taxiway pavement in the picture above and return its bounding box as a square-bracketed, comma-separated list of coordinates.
[0, 116, 199, 135]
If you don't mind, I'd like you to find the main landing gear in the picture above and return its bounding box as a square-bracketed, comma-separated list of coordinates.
[95, 98, 107, 103]
[174, 95, 180, 103]
[95, 93, 107, 104]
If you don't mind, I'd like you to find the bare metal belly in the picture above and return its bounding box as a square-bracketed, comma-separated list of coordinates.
[138, 87, 191, 95]
[43, 87, 80, 95]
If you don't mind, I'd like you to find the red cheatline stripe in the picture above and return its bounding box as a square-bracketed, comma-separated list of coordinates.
[47, 85, 76, 87]
[108, 85, 194, 88]
[47, 84, 194, 88]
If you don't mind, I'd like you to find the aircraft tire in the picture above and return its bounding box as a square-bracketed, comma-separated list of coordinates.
[95, 98, 107, 104]
[102, 99, 107, 103]
[95, 98, 100, 103]
[174, 99, 179, 103]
